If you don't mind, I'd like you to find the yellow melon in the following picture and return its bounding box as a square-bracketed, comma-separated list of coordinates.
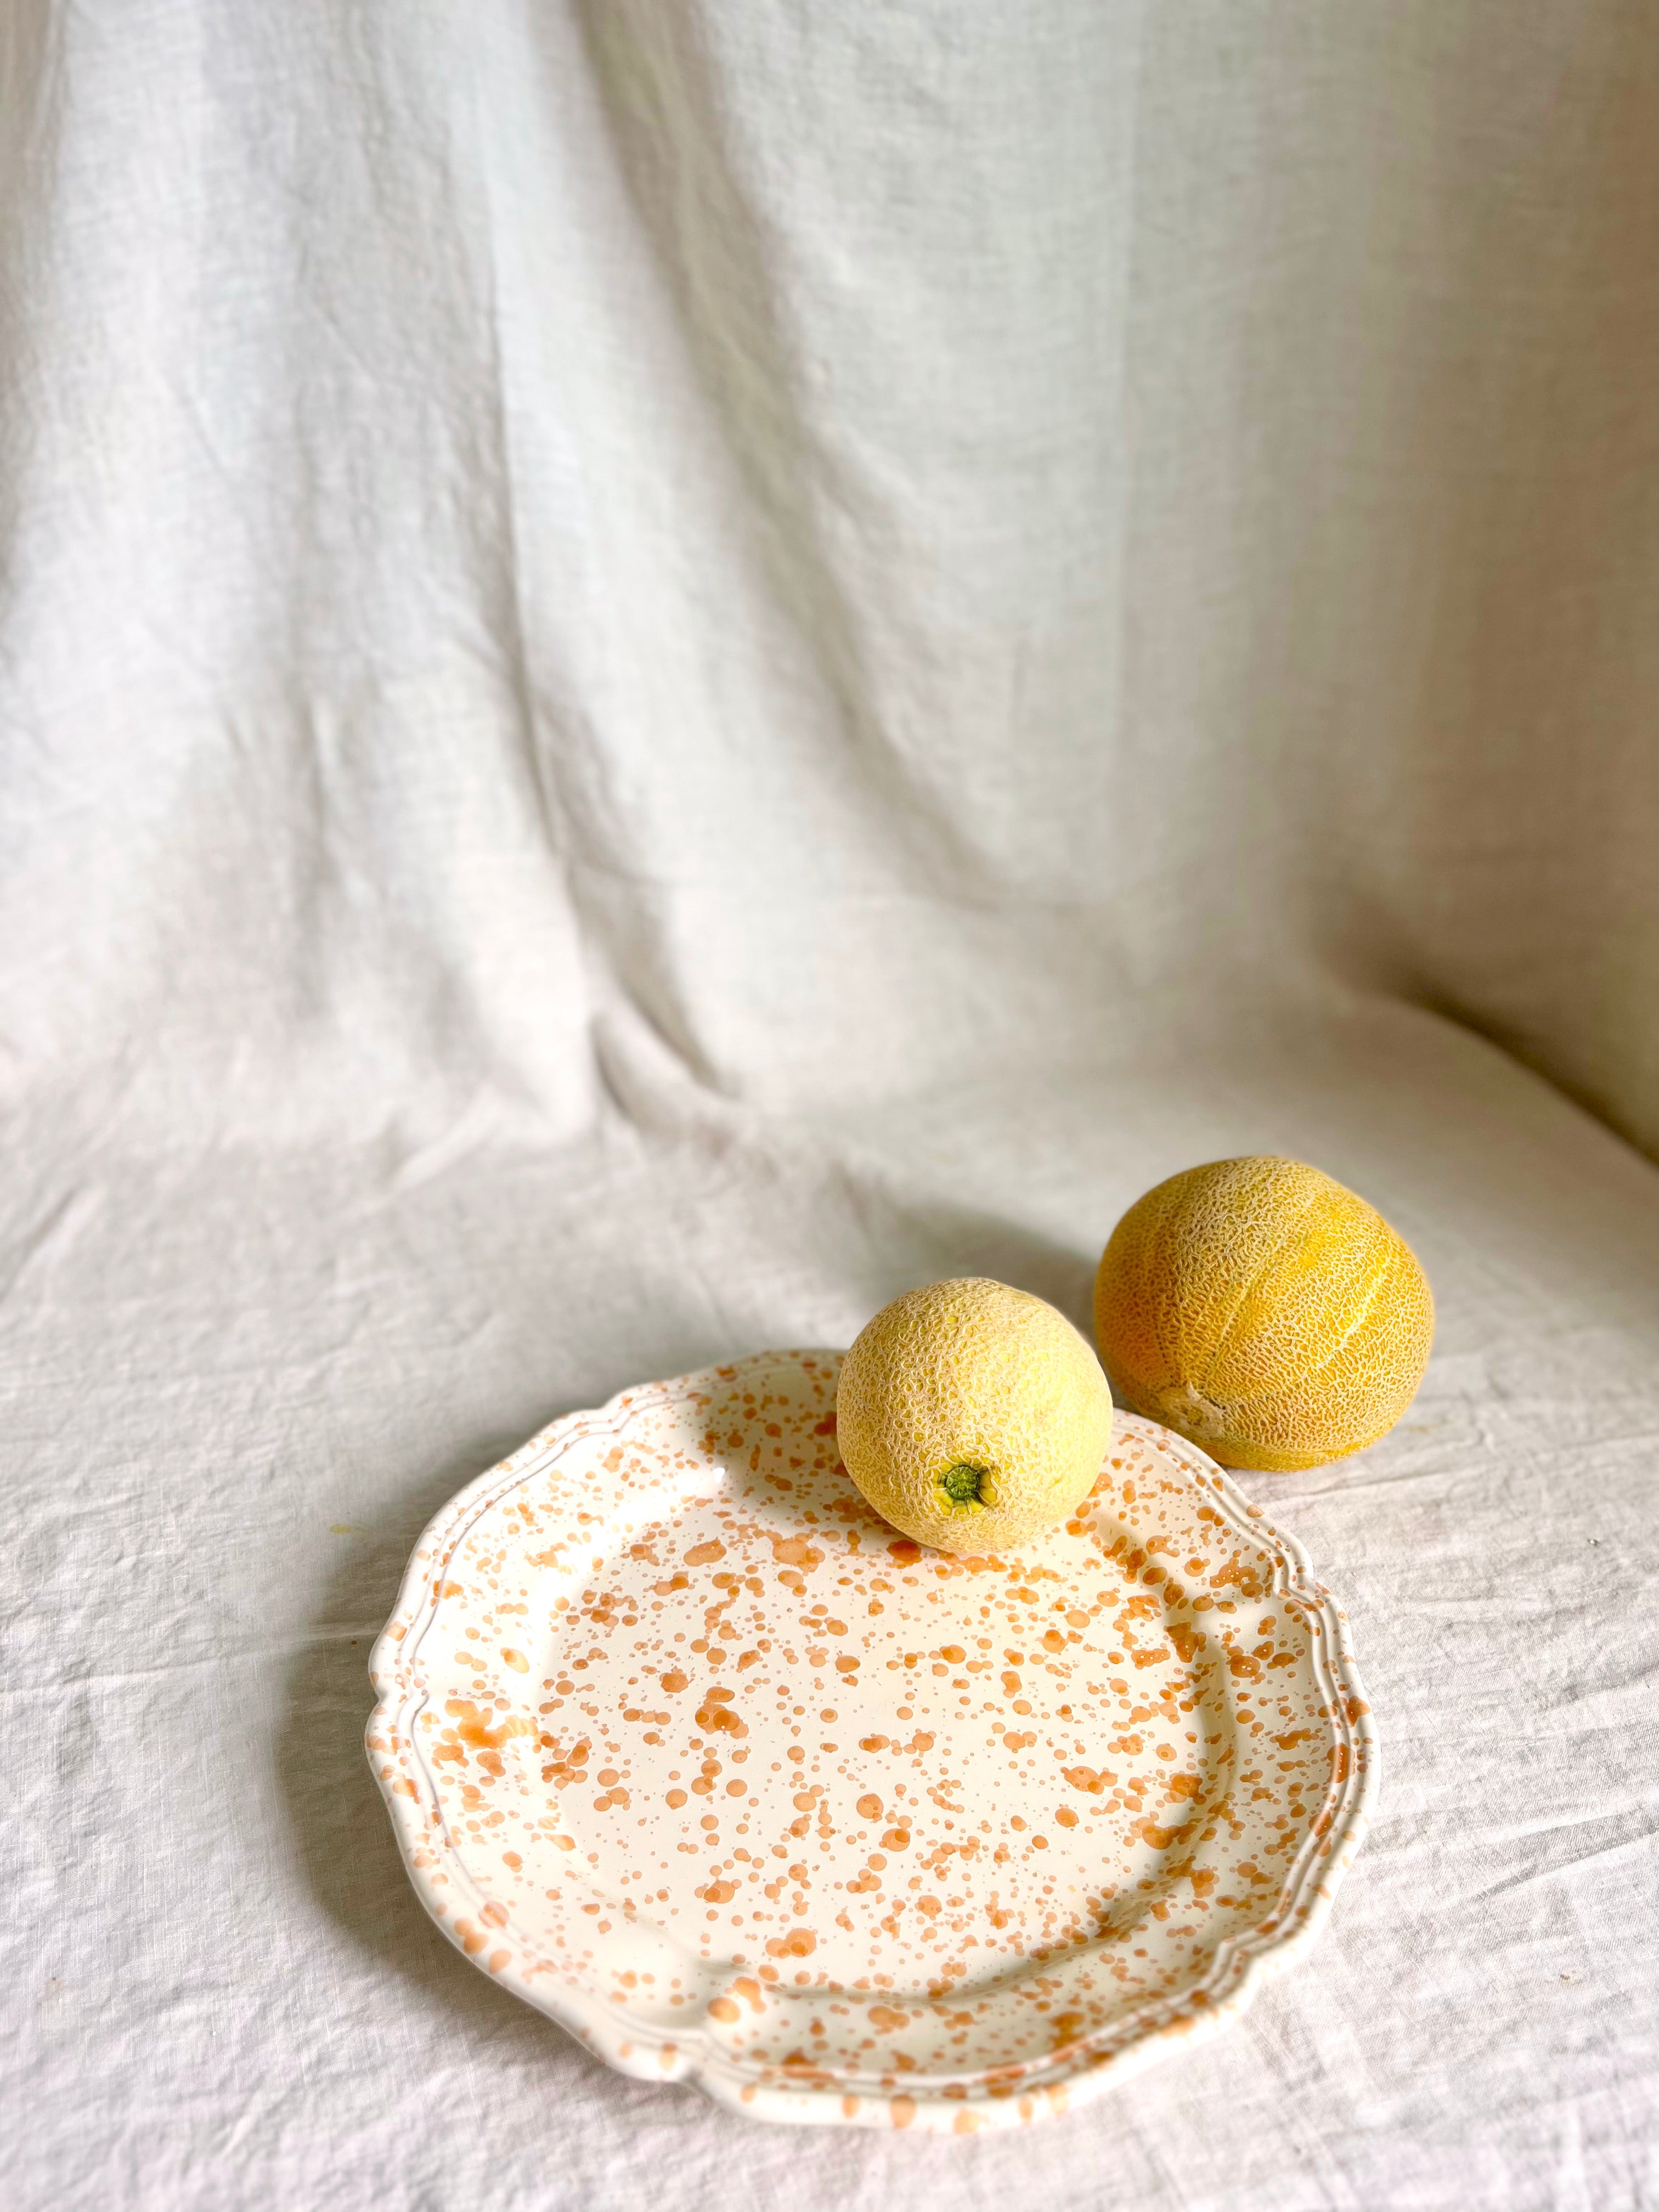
[836, 1278, 1113, 1555]
[1093, 1156, 1433, 1472]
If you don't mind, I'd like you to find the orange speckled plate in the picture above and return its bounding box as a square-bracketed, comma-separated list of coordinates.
[367, 1351, 1375, 2132]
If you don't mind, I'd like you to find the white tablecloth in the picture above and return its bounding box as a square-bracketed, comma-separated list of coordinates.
[3, 5, 1655, 2207]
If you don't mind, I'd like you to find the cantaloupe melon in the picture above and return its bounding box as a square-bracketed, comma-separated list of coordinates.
[1093, 1156, 1433, 1473]
[837, 1278, 1113, 1555]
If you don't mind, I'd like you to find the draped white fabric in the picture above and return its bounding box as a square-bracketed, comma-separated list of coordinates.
[3, 5, 1655, 2207]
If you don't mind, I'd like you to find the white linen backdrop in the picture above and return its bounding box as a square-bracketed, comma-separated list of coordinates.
[2, 4, 1655, 2208]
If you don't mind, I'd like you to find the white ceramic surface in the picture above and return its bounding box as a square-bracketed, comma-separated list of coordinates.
[367, 1351, 1375, 2132]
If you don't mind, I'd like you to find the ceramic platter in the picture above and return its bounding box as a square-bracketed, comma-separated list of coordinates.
[368, 1351, 1375, 2132]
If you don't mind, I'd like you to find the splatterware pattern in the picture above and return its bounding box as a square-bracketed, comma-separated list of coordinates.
[368, 1351, 1375, 2130]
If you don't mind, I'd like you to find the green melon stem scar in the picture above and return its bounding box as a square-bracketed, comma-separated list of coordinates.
[935, 1462, 997, 1512]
